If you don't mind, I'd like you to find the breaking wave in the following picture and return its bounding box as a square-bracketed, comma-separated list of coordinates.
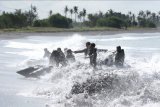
[14, 34, 160, 107]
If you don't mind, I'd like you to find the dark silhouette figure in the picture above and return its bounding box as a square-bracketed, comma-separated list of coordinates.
[64, 48, 68, 56]
[49, 50, 61, 67]
[57, 48, 67, 66]
[74, 42, 91, 57]
[115, 46, 125, 67]
[89, 43, 97, 68]
[43, 48, 51, 59]
[66, 49, 75, 62]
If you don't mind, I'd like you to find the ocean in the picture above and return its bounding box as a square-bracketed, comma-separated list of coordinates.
[0, 32, 160, 107]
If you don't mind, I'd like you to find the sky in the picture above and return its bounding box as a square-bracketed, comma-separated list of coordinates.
[0, 0, 160, 19]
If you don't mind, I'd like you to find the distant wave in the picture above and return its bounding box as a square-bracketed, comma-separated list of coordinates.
[90, 33, 160, 41]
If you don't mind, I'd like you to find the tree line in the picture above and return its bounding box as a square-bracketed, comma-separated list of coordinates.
[64, 6, 86, 22]
[86, 9, 160, 28]
[0, 5, 160, 29]
[0, 5, 37, 28]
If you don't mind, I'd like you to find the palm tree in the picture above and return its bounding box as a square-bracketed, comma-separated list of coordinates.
[28, 4, 37, 26]
[82, 8, 86, 22]
[99, 11, 103, 18]
[146, 10, 151, 18]
[64, 6, 69, 18]
[108, 9, 113, 16]
[156, 15, 159, 23]
[158, 11, 160, 22]
[158, 11, 160, 16]
[132, 14, 136, 22]
[15, 9, 22, 15]
[73, 6, 78, 22]
[70, 9, 73, 19]
[49, 10, 52, 16]
[128, 11, 132, 18]
[128, 11, 132, 16]
[127, 11, 133, 25]
[138, 10, 145, 18]
[78, 11, 83, 22]
[132, 14, 137, 26]
[78, 14, 81, 22]
[151, 13, 156, 21]
[32, 5, 37, 13]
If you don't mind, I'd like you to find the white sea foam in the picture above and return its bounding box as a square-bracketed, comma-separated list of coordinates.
[91, 33, 160, 41]
[10, 33, 160, 107]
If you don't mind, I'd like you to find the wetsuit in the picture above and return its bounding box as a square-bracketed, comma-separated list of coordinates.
[66, 54, 75, 62]
[115, 49, 125, 67]
[89, 48, 97, 68]
[58, 50, 67, 66]
[50, 50, 61, 67]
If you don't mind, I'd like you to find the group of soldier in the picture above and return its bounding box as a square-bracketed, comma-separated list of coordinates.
[43, 42, 125, 68]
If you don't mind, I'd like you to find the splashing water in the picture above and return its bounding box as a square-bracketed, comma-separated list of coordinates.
[1, 33, 160, 107]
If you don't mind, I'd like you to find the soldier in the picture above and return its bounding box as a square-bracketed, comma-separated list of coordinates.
[66, 49, 75, 62]
[74, 42, 91, 57]
[49, 50, 60, 67]
[43, 48, 51, 59]
[64, 48, 68, 56]
[115, 46, 125, 67]
[89, 43, 97, 68]
[57, 48, 67, 66]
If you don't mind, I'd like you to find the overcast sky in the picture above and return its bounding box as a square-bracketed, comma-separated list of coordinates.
[0, 0, 160, 19]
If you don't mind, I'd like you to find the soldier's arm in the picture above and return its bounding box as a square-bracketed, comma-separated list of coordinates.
[97, 49, 108, 52]
[74, 49, 85, 53]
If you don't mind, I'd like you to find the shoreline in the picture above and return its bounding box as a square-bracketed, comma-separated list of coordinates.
[0, 27, 160, 40]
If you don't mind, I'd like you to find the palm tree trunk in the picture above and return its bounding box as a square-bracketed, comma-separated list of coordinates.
[75, 13, 76, 22]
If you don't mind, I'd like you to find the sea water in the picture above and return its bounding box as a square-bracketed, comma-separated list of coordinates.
[0, 32, 160, 107]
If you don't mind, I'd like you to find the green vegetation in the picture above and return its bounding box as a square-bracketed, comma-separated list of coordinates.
[48, 14, 72, 28]
[33, 14, 72, 28]
[86, 9, 159, 29]
[0, 5, 37, 28]
[0, 27, 117, 32]
[96, 16, 126, 28]
[0, 5, 160, 32]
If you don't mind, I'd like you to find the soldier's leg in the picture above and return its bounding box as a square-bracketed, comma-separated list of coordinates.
[93, 57, 97, 68]
[90, 57, 93, 65]
[56, 62, 59, 67]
